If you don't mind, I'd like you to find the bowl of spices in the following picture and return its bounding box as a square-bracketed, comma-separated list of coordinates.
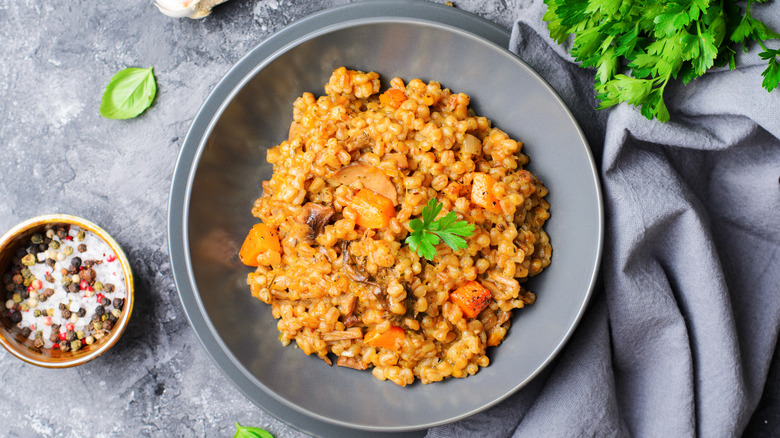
[0, 214, 134, 367]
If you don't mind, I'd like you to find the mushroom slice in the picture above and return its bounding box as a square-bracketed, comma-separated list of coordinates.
[332, 163, 398, 205]
[336, 356, 369, 370]
[299, 203, 335, 242]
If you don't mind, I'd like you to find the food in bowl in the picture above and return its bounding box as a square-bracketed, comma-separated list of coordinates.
[2, 223, 128, 354]
[241, 67, 551, 386]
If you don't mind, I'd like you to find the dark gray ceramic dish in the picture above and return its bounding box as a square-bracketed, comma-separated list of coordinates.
[167, 1, 603, 436]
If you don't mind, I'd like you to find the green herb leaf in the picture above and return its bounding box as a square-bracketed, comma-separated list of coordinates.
[404, 199, 475, 260]
[760, 51, 780, 92]
[100, 67, 157, 119]
[234, 423, 274, 438]
[543, 0, 780, 122]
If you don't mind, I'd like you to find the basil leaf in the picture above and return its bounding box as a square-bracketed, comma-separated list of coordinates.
[234, 422, 274, 438]
[100, 67, 157, 119]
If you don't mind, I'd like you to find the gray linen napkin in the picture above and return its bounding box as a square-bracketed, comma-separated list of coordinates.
[428, 1, 780, 436]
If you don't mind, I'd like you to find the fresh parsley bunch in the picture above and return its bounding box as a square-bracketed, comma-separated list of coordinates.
[406, 199, 476, 260]
[543, 0, 780, 122]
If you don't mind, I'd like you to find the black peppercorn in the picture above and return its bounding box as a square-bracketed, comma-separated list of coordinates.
[20, 289, 29, 300]
[59, 303, 67, 311]
[45, 258, 56, 268]
[107, 312, 117, 323]
[70, 257, 82, 268]
[103, 320, 114, 331]
[77, 243, 87, 253]
[104, 283, 115, 293]
[51, 324, 60, 333]
[61, 309, 72, 319]
[76, 308, 86, 317]
[67, 282, 78, 293]
[113, 298, 124, 309]
[56, 228, 68, 239]
[9, 311, 21, 324]
[94, 305, 105, 316]
[50, 332, 60, 343]
[84, 260, 95, 269]
[66, 331, 76, 342]
[20, 327, 31, 338]
[100, 297, 110, 307]
[59, 340, 71, 352]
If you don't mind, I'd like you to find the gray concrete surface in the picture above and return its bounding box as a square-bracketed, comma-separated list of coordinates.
[0, 0, 776, 437]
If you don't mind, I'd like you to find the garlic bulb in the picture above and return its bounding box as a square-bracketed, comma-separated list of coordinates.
[154, 0, 230, 19]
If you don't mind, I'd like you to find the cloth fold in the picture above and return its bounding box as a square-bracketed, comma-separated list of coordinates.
[428, 1, 780, 436]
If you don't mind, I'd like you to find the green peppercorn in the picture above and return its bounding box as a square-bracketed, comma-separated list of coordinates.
[33, 309, 41, 317]
[23, 277, 32, 287]
[48, 240, 60, 250]
[20, 267, 32, 279]
[21, 254, 36, 266]
[93, 321, 103, 331]
[76, 330, 85, 340]
[12, 293, 21, 303]
[45, 229, 55, 239]
[94, 281, 104, 292]
[63, 246, 73, 256]
[85, 335, 95, 345]
[111, 308, 122, 318]
[31, 234, 43, 244]
[76, 230, 85, 241]
[62, 276, 72, 287]
[19, 302, 29, 311]
[71, 340, 82, 351]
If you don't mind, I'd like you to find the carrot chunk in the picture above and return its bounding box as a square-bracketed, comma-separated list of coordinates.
[379, 88, 407, 109]
[364, 326, 405, 351]
[352, 188, 396, 229]
[450, 281, 493, 318]
[471, 172, 502, 214]
[239, 223, 281, 267]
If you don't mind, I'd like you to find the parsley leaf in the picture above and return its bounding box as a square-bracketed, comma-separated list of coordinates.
[405, 199, 476, 260]
[543, 0, 780, 122]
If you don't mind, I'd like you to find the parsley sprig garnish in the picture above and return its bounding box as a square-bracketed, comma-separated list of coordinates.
[543, 0, 780, 122]
[405, 199, 475, 260]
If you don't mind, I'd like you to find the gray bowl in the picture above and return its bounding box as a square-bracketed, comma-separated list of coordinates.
[168, 1, 602, 435]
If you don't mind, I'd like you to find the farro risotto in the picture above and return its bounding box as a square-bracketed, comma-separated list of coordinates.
[241, 67, 552, 386]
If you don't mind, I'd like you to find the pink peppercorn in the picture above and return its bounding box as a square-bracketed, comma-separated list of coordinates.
[80, 280, 89, 290]
[66, 323, 74, 331]
[96, 293, 105, 303]
[43, 316, 52, 326]
[32, 279, 43, 290]
[107, 255, 116, 262]
[58, 332, 67, 341]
